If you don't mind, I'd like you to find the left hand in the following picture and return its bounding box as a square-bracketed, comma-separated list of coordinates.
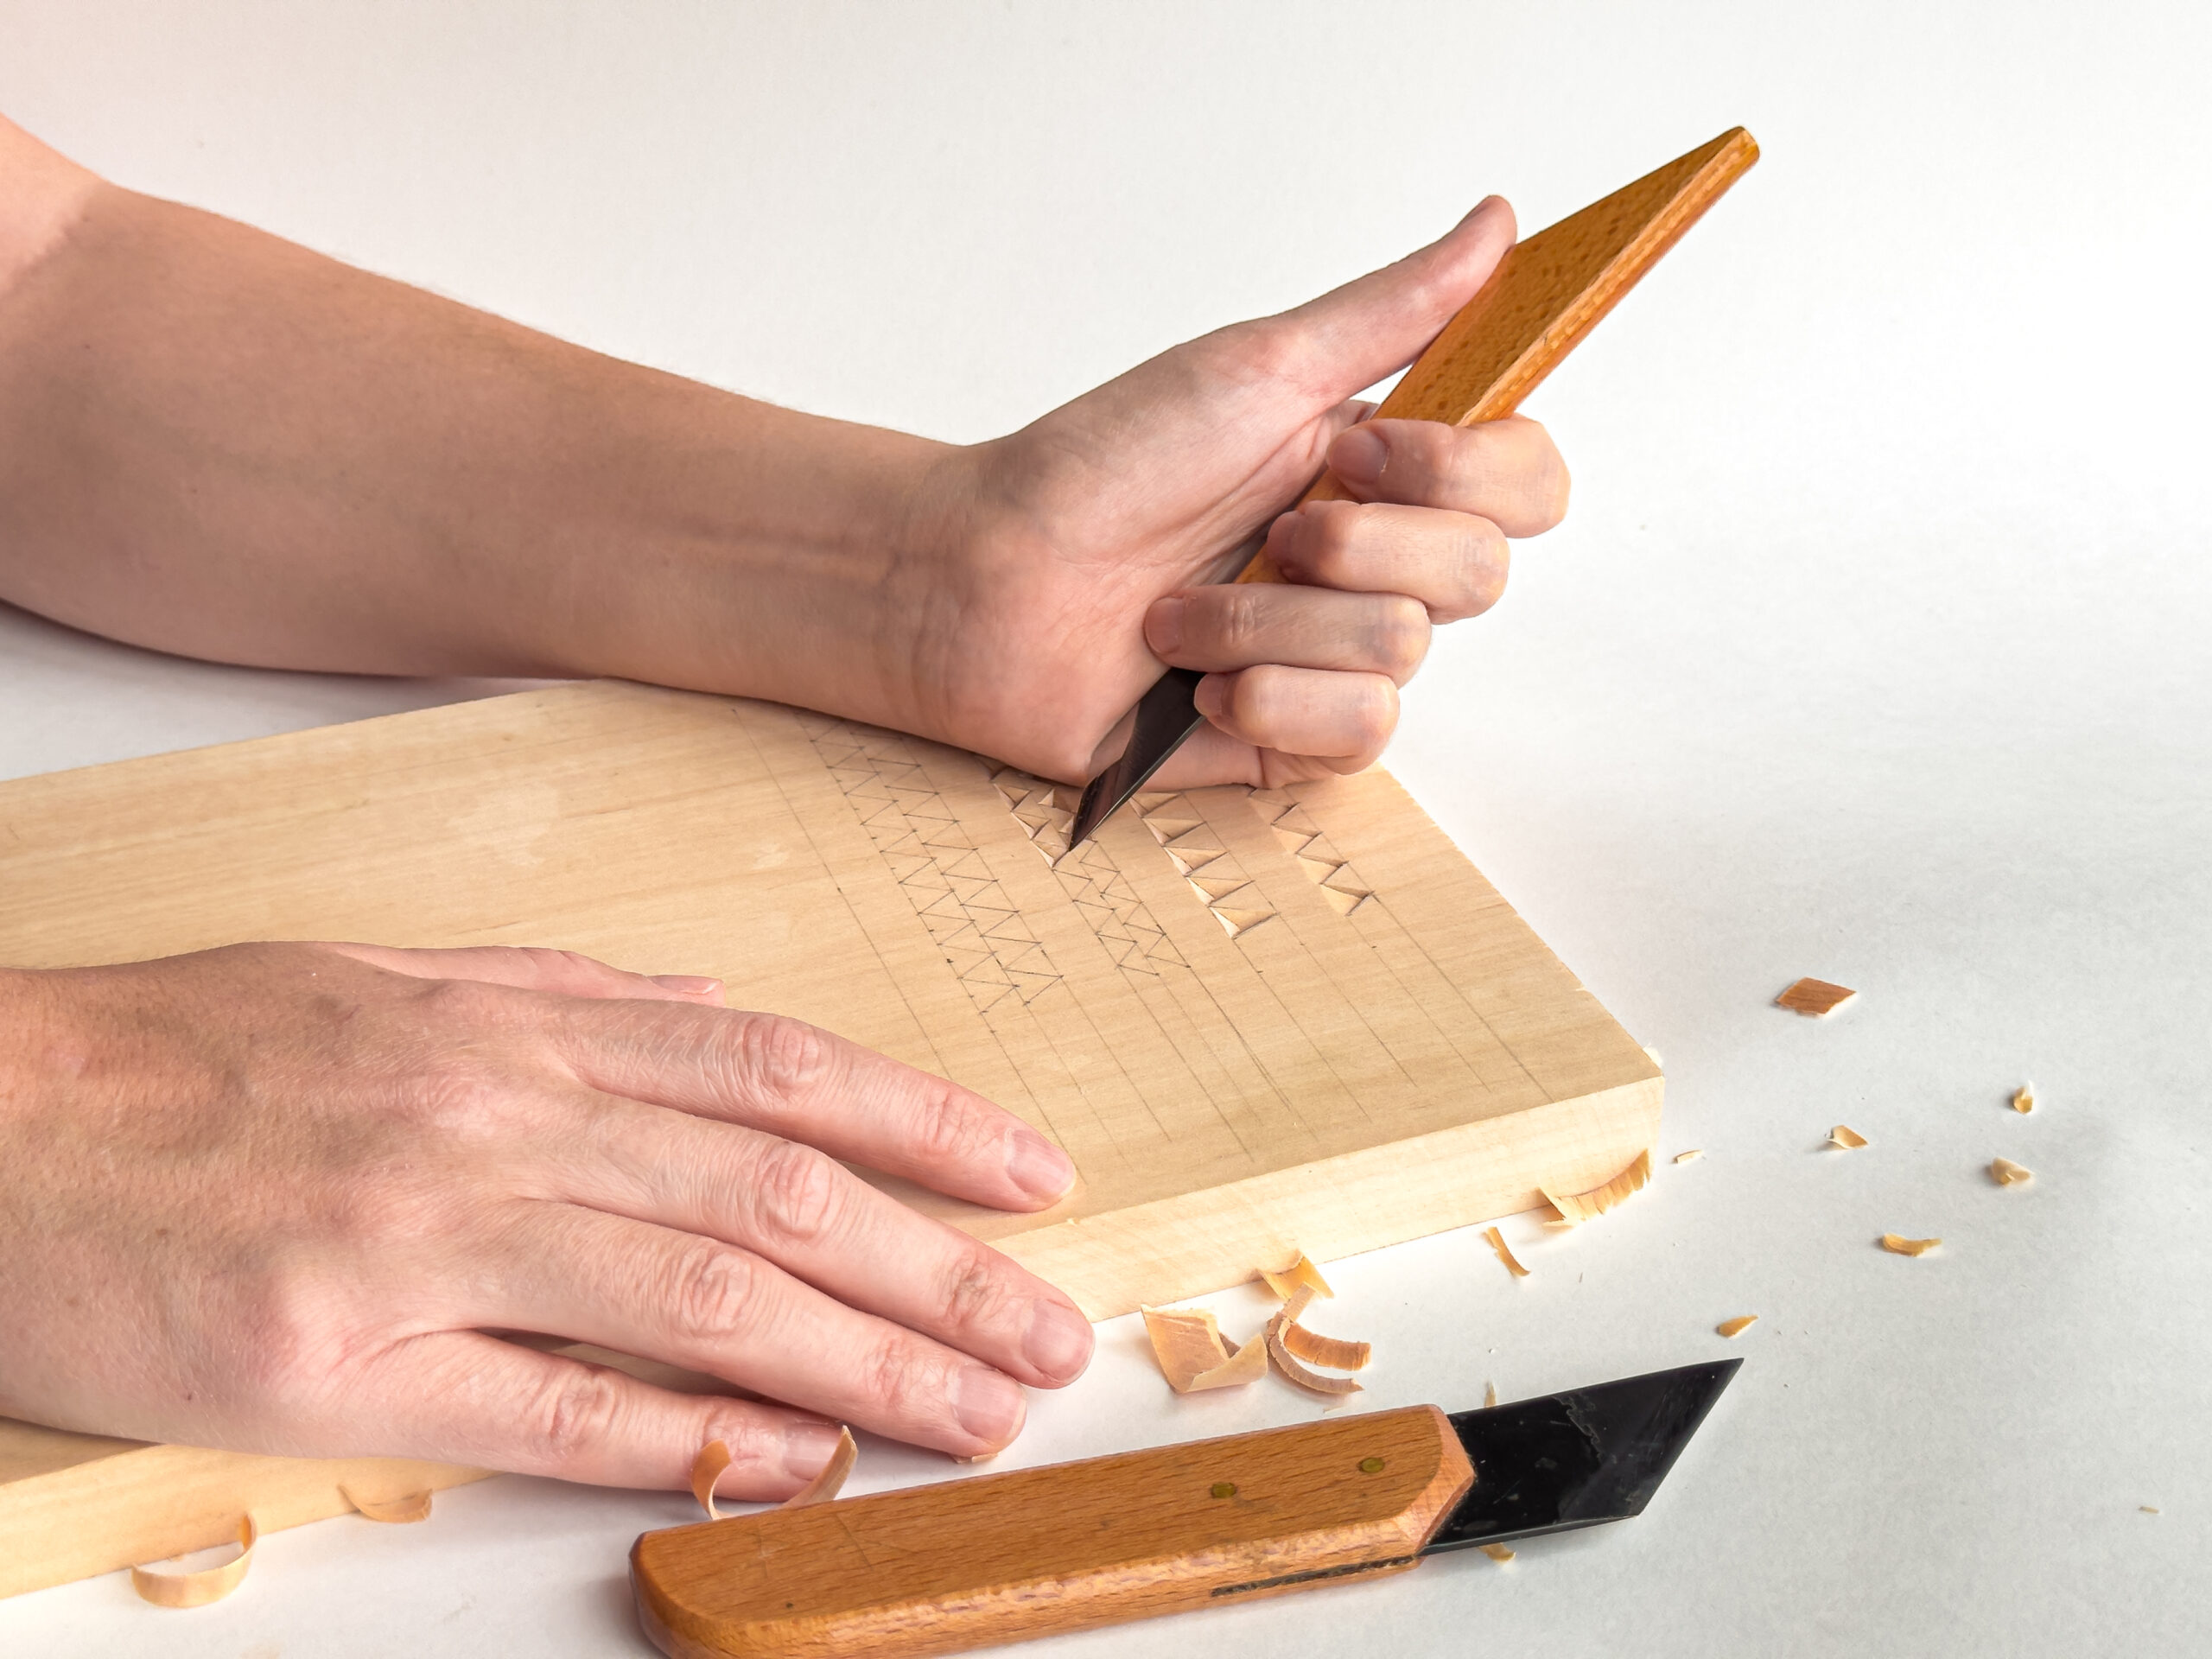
[904, 195, 1569, 786]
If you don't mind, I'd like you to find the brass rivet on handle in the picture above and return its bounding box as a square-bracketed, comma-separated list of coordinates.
[1210, 1482, 1236, 1500]
[1358, 1456, 1385, 1474]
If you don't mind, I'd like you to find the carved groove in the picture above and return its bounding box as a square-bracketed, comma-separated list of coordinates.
[990, 766, 1186, 978]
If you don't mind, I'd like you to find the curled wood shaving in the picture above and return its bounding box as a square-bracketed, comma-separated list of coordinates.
[1483, 1225, 1530, 1279]
[691, 1439, 734, 1521]
[780, 1427, 858, 1509]
[1673, 1148, 1704, 1164]
[130, 1515, 257, 1609]
[1991, 1157, 2033, 1186]
[1264, 1287, 1363, 1396]
[1480, 1543, 1516, 1562]
[1259, 1253, 1334, 1300]
[2012, 1084, 2036, 1114]
[1777, 976, 1857, 1016]
[343, 1486, 432, 1523]
[1880, 1234, 1942, 1256]
[1716, 1315, 1758, 1338]
[1827, 1124, 1868, 1150]
[1541, 1148, 1651, 1225]
[1141, 1306, 1266, 1392]
[1281, 1321, 1372, 1372]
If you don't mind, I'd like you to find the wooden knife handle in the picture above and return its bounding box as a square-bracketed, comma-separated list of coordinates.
[631, 1405, 1471, 1659]
[1236, 124, 1758, 585]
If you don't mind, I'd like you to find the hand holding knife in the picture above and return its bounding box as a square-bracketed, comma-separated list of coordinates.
[1071, 127, 1760, 848]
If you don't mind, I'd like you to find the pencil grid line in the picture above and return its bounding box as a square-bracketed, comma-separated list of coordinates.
[1131, 791, 1281, 941]
[800, 717, 1064, 1016]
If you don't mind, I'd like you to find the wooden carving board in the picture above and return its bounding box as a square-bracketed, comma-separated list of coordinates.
[0, 679, 1658, 1594]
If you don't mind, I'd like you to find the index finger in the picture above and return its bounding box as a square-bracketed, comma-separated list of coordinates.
[546, 1002, 1078, 1213]
[1325, 413, 1570, 537]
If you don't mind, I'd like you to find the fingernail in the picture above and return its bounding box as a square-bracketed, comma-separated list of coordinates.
[1145, 594, 1185, 657]
[652, 975, 723, 1001]
[1192, 675, 1225, 721]
[1006, 1129, 1076, 1203]
[1022, 1298, 1094, 1383]
[952, 1365, 1027, 1446]
[1329, 424, 1388, 491]
[782, 1419, 845, 1481]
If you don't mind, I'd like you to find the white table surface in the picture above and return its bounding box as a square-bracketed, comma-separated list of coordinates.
[3, 3, 2209, 1653]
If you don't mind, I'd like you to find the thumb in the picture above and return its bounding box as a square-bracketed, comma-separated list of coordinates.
[1267, 195, 1516, 406]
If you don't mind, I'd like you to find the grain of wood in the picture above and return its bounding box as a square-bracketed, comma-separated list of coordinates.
[0, 682, 1660, 1596]
[632, 1407, 1471, 1657]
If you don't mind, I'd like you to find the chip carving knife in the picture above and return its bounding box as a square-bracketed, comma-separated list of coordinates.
[1066, 126, 1760, 849]
[632, 1357, 1739, 1658]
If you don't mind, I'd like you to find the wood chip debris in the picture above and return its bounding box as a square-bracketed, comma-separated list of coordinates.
[2141, 1506, 2160, 1515]
[1541, 1148, 1651, 1225]
[1266, 1287, 1364, 1396]
[1258, 1253, 1334, 1300]
[1776, 976, 1857, 1016]
[780, 1427, 858, 1510]
[1480, 1543, 1516, 1563]
[343, 1486, 432, 1523]
[1483, 1225, 1530, 1278]
[1827, 1124, 1868, 1150]
[1673, 1148, 1704, 1164]
[1484, 1381, 1498, 1409]
[2012, 1084, 2036, 1114]
[130, 1514, 256, 1608]
[691, 1439, 734, 1521]
[1141, 1306, 1268, 1392]
[1715, 1315, 1759, 1338]
[1990, 1157, 2033, 1186]
[1880, 1234, 1942, 1256]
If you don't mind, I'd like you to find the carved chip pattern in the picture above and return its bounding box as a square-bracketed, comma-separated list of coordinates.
[800, 716, 1064, 1015]
[1248, 786, 1374, 916]
[990, 766, 1186, 978]
[1130, 790, 1282, 940]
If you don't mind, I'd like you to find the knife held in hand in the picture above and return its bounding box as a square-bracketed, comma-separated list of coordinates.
[632, 1357, 1739, 1659]
[1067, 125, 1759, 849]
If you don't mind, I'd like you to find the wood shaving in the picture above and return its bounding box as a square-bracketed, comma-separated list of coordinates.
[2012, 1084, 2036, 1114]
[1280, 1321, 1372, 1372]
[1484, 1381, 1498, 1409]
[1141, 1306, 1266, 1392]
[1673, 1148, 1704, 1164]
[2142, 1506, 2160, 1515]
[1990, 1157, 2033, 1186]
[343, 1486, 432, 1523]
[1258, 1253, 1335, 1300]
[1482, 1225, 1530, 1278]
[1827, 1124, 1868, 1150]
[1715, 1315, 1758, 1338]
[1776, 976, 1857, 1016]
[779, 1427, 858, 1509]
[690, 1439, 734, 1521]
[1541, 1148, 1651, 1225]
[130, 1515, 256, 1609]
[1480, 1543, 1516, 1563]
[1880, 1234, 1942, 1256]
[1264, 1287, 1363, 1396]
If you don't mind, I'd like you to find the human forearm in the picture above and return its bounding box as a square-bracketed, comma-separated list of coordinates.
[0, 120, 950, 710]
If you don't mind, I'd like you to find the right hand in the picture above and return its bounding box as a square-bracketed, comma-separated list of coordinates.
[0, 941, 1093, 1502]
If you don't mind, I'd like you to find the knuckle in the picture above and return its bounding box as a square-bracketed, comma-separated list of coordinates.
[523, 1363, 628, 1467]
[667, 1241, 766, 1346]
[718, 1014, 834, 1102]
[1351, 677, 1398, 749]
[857, 1330, 941, 1422]
[1370, 595, 1430, 679]
[748, 1141, 846, 1246]
[1296, 500, 1363, 576]
[1200, 585, 1268, 659]
[934, 1242, 1011, 1337]
[909, 1083, 983, 1166]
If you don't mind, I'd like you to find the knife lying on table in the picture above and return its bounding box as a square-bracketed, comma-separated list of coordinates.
[632, 1357, 1738, 1659]
[1066, 125, 1760, 849]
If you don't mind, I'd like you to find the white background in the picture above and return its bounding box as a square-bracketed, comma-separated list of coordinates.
[3, 3, 2209, 1653]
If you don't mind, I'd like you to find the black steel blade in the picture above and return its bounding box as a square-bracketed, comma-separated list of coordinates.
[1423, 1358, 1740, 1554]
[1066, 667, 1206, 848]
